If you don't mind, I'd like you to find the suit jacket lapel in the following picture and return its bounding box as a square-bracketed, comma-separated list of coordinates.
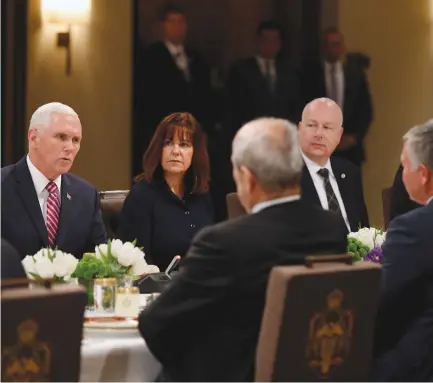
[55, 175, 76, 248]
[15, 158, 49, 247]
[300, 165, 321, 207]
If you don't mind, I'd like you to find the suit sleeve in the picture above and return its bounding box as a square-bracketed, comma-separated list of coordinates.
[357, 166, 370, 227]
[116, 184, 154, 263]
[389, 166, 421, 221]
[351, 70, 373, 142]
[380, 216, 426, 298]
[88, 188, 108, 248]
[138, 225, 236, 367]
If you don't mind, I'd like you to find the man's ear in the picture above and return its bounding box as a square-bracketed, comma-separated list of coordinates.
[28, 128, 38, 147]
[419, 164, 431, 186]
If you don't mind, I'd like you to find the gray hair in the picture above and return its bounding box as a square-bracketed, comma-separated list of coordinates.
[29, 102, 79, 133]
[231, 118, 303, 192]
[403, 119, 433, 171]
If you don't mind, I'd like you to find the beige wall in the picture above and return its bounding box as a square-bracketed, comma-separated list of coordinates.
[339, 0, 433, 225]
[27, 0, 132, 190]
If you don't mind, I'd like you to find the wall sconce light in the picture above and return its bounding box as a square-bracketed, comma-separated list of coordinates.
[41, 0, 91, 76]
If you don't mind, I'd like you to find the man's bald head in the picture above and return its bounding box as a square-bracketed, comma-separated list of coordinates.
[298, 98, 344, 166]
[302, 98, 343, 127]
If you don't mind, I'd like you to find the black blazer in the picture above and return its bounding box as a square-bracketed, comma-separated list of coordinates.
[301, 157, 369, 231]
[228, 57, 301, 138]
[1, 238, 26, 280]
[139, 200, 348, 381]
[389, 165, 421, 221]
[134, 41, 212, 174]
[117, 180, 214, 270]
[373, 200, 433, 381]
[302, 59, 373, 165]
[1, 157, 107, 259]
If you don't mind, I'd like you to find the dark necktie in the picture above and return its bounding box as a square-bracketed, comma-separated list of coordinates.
[329, 63, 338, 102]
[317, 168, 341, 215]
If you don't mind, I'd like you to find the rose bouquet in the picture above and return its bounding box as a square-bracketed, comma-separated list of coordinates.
[22, 248, 79, 282]
[347, 227, 386, 263]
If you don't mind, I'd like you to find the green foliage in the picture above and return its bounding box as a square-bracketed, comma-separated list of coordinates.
[72, 253, 110, 280]
[347, 237, 370, 262]
[72, 239, 132, 280]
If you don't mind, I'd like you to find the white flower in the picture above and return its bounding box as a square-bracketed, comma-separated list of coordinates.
[34, 257, 55, 279]
[348, 227, 385, 249]
[145, 265, 160, 274]
[33, 249, 48, 261]
[109, 239, 124, 258]
[52, 252, 78, 278]
[22, 256, 37, 278]
[130, 257, 149, 276]
[117, 243, 144, 267]
[374, 233, 386, 247]
[95, 244, 108, 259]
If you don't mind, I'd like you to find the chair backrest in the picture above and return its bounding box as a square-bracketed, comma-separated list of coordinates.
[255, 255, 381, 382]
[1, 284, 87, 382]
[99, 190, 129, 238]
[226, 192, 247, 220]
[382, 186, 392, 229]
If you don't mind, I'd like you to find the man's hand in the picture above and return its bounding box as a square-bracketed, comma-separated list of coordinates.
[338, 134, 357, 150]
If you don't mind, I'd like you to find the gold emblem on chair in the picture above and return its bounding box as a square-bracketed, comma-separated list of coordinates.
[2, 319, 51, 382]
[306, 289, 354, 378]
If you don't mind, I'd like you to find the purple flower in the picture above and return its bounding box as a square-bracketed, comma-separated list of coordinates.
[363, 247, 383, 263]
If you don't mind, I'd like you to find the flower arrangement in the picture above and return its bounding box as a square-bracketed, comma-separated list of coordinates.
[21, 248, 79, 282]
[72, 239, 159, 280]
[347, 227, 386, 263]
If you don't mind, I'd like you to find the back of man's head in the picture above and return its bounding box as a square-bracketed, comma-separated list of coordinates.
[232, 118, 303, 194]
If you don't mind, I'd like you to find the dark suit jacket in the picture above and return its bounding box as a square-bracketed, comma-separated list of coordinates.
[389, 165, 421, 222]
[134, 41, 212, 174]
[117, 180, 213, 270]
[373, 199, 433, 381]
[1, 157, 107, 259]
[1, 238, 26, 280]
[302, 58, 373, 165]
[228, 57, 301, 139]
[139, 200, 348, 381]
[301, 157, 369, 231]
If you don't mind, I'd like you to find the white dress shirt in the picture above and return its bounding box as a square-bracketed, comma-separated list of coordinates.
[255, 56, 277, 86]
[165, 40, 190, 80]
[302, 153, 350, 231]
[252, 195, 300, 214]
[26, 155, 61, 222]
[324, 60, 345, 109]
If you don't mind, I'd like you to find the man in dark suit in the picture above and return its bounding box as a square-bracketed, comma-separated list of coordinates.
[389, 164, 421, 221]
[1, 102, 107, 259]
[299, 98, 369, 232]
[1, 239, 26, 280]
[227, 20, 301, 140]
[373, 119, 433, 381]
[139, 118, 348, 381]
[134, 4, 212, 176]
[302, 27, 373, 167]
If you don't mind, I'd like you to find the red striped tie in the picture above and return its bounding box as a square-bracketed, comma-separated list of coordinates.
[46, 181, 60, 248]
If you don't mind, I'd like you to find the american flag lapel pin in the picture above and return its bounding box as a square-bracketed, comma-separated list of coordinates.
[67, 193, 72, 200]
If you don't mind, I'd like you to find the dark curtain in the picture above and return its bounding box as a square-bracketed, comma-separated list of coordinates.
[1, 0, 28, 166]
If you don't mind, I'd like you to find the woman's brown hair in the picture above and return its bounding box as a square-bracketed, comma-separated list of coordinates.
[135, 112, 210, 193]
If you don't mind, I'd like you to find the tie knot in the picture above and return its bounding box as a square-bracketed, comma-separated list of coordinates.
[46, 181, 57, 194]
[318, 168, 330, 179]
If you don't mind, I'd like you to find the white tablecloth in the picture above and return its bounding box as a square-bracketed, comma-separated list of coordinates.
[80, 330, 162, 382]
